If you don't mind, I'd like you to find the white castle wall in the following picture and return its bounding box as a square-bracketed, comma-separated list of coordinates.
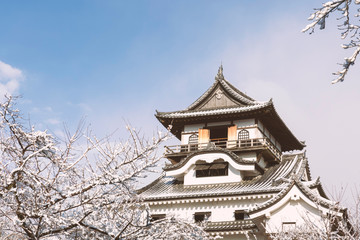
[149, 196, 271, 222]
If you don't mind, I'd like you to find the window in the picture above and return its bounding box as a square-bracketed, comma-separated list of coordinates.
[238, 129, 251, 147]
[150, 214, 166, 222]
[188, 134, 198, 151]
[189, 134, 198, 144]
[238, 129, 249, 140]
[234, 210, 245, 220]
[194, 212, 211, 222]
[195, 162, 228, 177]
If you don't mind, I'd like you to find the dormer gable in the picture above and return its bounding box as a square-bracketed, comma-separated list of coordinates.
[164, 149, 263, 185]
[186, 65, 258, 111]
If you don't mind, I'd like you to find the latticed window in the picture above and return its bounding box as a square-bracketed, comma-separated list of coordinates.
[189, 134, 198, 144]
[238, 129, 249, 140]
[188, 134, 198, 151]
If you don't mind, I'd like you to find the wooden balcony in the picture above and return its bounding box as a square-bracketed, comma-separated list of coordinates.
[164, 137, 281, 160]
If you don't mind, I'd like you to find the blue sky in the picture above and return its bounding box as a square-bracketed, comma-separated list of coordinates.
[1, 1, 360, 204]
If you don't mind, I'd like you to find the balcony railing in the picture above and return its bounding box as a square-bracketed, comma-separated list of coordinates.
[164, 137, 281, 159]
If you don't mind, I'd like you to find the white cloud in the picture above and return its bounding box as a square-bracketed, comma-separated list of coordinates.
[0, 61, 24, 100]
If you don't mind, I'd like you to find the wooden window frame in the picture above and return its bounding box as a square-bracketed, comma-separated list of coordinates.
[188, 134, 198, 144]
[238, 129, 250, 140]
[195, 162, 228, 178]
[194, 212, 211, 222]
[234, 210, 246, 221]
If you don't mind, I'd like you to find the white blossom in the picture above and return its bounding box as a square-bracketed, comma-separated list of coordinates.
[0, 96, 211, 240]
[304, 0, 360, 83]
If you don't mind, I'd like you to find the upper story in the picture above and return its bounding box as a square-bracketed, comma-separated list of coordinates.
[155, 66, 304, 184]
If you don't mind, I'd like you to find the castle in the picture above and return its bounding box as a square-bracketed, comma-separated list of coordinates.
[139, 66, 345, 239]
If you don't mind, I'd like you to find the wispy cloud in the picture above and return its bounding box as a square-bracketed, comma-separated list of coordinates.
[0, 61, 24, 100]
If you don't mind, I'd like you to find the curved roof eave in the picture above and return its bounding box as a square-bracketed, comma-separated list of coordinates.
[155, 101, 271, 119]
[248, 178, 346, 216]
[139, 152, 307, 201]
[163, 148, 260, 172]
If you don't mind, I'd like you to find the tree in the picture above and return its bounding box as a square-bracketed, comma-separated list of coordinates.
[303, 0, 360, 84]
[0, 96, 210, 240]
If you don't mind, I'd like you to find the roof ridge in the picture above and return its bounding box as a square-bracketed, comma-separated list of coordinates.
[220, 78, 256, 104]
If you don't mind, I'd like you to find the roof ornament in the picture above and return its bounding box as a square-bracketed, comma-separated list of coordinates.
[215, 64, 224, 81]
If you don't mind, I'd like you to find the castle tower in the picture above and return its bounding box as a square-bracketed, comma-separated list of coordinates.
[139, 66, 345, 239]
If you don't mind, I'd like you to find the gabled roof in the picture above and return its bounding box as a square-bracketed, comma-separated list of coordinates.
[248, 178, 345, 217]
[247, 160, 345, 217]
[186, 65, 259, 110]
[155, 66, 304, 151]
[138, 152, 308, 201]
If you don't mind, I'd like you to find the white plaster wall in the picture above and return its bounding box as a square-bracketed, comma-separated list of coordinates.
[184, 124, 205, 132]
[181, 132, 198, 145]
[148, 197, 272, 240]
[207, 121, 232, 126]
[236, 127, 258, 139]
[237, 152, 257, 162]
[249, 185, 336, 234]
[234, 119, 255, 127]
[253, 127, 263, 139]
[149, 197, 271, 222]
[266, 199, 325, 233]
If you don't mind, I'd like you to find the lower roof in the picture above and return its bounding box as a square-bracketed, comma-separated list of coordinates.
[138, 152, 308, 201]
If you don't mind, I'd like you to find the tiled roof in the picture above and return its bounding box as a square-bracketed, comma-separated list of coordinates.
[204, 220, 257, 232]
[248, 178, 344, 215]
[156, 101, 271, 119]
[247, 161, 345, 215]
[155, 66, 304, 151]
[139, 152, 306, 201]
